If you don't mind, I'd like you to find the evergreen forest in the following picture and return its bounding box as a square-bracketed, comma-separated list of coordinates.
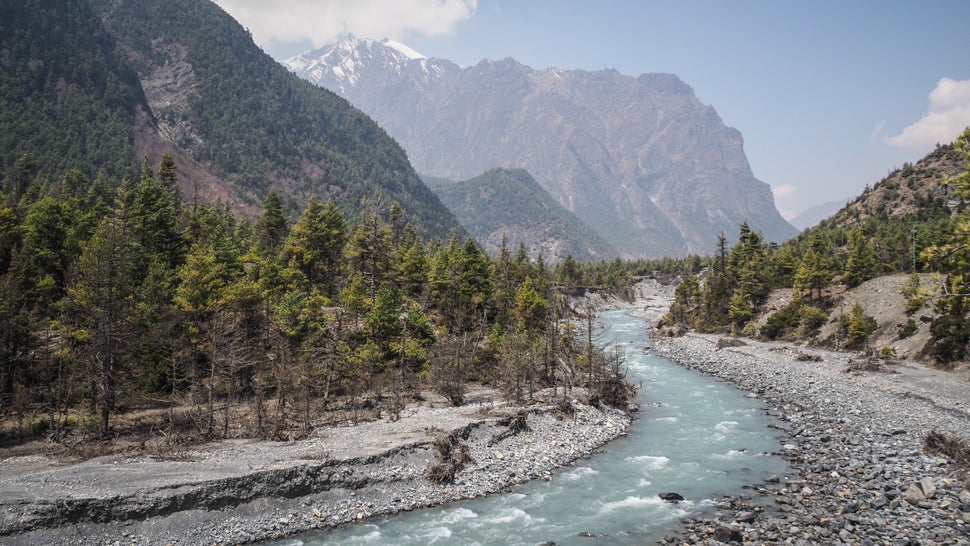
[0, 155, 633, 448]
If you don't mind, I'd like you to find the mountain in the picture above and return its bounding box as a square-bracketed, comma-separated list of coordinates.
[1, 0, 462, 240]
[817, 144, 965, 232]
[428, 168, 618, 261]
[0, 0, 145, 181]
[789, 199, 848, 230]
[286, 36, 797, 258]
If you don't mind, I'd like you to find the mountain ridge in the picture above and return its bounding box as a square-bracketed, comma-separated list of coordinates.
[286, 36, 798, 258]
[428, 168, 618, 261]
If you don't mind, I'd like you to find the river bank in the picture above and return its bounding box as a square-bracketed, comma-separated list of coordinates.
[0, 388, 631, 545]
[651, 331, 970, 544]
[0, 282, 666, 546]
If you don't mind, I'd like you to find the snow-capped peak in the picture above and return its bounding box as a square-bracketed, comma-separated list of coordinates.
[380, 39, 425, 60]
[283, 34, 453, 94]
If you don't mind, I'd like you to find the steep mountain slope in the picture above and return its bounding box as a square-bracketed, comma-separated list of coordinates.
[2, 0, 462, 239]
[818, 144, 965, 230]
[286, 37, 797, 258]
[0, 0, 144, 180]
[428, 168, 618, 261]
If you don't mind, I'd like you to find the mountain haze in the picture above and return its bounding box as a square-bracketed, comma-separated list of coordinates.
[428, 168, 618, 262]
[789, 200, 847, 230]
[286, 37, 797, 258]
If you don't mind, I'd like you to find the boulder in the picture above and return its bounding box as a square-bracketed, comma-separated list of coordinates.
[713, 525, 743, 543]
[659, 492, 685, 502]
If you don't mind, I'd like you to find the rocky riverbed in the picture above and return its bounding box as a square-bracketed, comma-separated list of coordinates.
[0, 392, 631, 545]
[652, 332, 970, 545]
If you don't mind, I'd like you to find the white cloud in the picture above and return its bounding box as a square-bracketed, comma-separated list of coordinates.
[771, 183, 797, 198]
[887, 78, 970, 148]
[214, 0, 477, 49]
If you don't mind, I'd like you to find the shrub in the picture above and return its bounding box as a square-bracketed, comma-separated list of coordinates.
[842, 302, 877, 349]
[796, 305, 828, 337]
[901, 274, 925, 314]
[897, 318, 918, 339]
[760, 298, 802, 340]
[930, 312, 970, 365]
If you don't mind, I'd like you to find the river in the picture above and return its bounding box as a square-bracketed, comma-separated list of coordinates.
[270, 308, 788, 545]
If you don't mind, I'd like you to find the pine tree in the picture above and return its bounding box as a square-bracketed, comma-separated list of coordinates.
[700, 233, 732, 329]
[256, 189, 288, 257]
[793, 247, 831, 301]
[68, 216, 142, 435]
[843, 227, 877, 287]
[283, 197, 347, 296]
[128, 160, 186, 270]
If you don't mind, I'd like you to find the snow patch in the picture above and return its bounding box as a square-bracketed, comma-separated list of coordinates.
[382, 38, 426, 60]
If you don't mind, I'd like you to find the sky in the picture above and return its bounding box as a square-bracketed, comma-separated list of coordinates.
[213, 0, 970, 220]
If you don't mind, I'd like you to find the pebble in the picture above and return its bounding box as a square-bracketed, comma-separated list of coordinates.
[4, 397, 633, 545]
[653, 334, 970, 545]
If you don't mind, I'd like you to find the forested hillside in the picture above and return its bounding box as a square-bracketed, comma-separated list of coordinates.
[0, 0, 144, 180]
[1, 0, 462, 240]
[0, 155, 631, 447]
[661, 131, 970, 366]
[428, 168, 618, 262]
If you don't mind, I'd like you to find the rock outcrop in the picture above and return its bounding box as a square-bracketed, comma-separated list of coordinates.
[287, 37, 798, 257]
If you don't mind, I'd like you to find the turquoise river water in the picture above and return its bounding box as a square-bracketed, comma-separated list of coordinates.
[271, 308, 788, 545]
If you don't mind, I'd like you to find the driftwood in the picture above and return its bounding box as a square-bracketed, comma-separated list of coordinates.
[487, 410, 529, 447]
[425, 429, 473, 484]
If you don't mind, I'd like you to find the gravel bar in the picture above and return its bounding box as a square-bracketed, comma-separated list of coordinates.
[652, 332, 970, 545]
[0, 395, 631, 545]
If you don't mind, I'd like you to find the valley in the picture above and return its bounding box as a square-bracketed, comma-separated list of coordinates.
[2, 1, 970, 544]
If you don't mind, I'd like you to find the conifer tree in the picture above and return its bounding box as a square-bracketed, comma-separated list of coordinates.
[793, 247, 831, 301]
[68, 215, 142, 435]
[700, 233, 732, 329]
[843, 227, 877, 287]
[256, 189, 288, 257]
[283, 197, 347, 296]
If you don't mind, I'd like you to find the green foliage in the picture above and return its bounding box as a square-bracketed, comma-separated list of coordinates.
[841, 302, 877, 349]
[0, 156, 629, 439]
[792, 247, 831, 301]
[842, 227, 877, 287]
[929, 295, 970, 365]
[283, 197, 346, 296]
[431, 168, 617, 261]
[760, 298, 803, 340]
[900, 273, 926, 314]
[897, 318, 918, 340]
[87, 0, 462, 240]
[921, 127, 970, 364]
[665, 272, 700, 327]
[256, 189, 288, 257]
[0, 0, 141, 183]
[796, 304, 828, 337]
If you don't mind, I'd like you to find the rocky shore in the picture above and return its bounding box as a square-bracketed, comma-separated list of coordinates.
[652, 332, 970, 545]
[0, 393, 631, 545]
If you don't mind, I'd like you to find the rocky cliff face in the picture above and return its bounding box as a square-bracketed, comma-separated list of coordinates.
[286, 37, 797, 258]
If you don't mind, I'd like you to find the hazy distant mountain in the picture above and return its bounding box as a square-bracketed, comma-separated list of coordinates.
[789, 200, 848, 230]
[286, 36, 797, 257]
[427, 168, 618, 261]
